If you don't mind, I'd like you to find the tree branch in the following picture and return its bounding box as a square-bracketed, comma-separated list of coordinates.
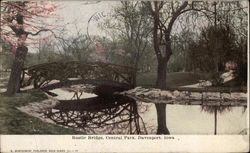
[26, 29, 55, 36]
[167, 1, 189, 34]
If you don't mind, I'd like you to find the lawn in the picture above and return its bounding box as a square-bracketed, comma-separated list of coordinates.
[0, 72, 84, 134]
[0, 72, 9, 89]
[136, 72, 211, 88]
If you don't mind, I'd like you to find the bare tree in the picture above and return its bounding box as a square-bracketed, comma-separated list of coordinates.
[104, 1, 152, 71]
[141, 1, 217, 134]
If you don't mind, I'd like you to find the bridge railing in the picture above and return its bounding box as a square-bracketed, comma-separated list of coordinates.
[20, 61, 136, 89]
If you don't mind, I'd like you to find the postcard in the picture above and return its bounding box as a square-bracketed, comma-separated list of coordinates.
[0, 0, 249, 152]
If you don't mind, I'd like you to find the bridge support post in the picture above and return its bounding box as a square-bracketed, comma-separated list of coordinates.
[155, 103, 170, 135]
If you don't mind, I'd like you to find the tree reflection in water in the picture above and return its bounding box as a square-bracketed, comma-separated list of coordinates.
[46, 86, 246, 135]
[201, 105, 232, 135]
[44, 95, 148, 134]
[155, 103, 170, 135]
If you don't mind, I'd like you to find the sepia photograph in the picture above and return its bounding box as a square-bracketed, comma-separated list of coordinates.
[0, 0, 249, 152]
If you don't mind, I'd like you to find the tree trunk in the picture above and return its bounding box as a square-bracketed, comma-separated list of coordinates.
[155, 103, 170, 134]
[6, 46, 28, 95]
[156, 58, 167, 89]
[155, 61, 170, 134]
[155, 39, 172, 135]
[155, 53, 171, 134]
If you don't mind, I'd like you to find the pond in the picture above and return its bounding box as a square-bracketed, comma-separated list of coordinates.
[42, 88, 247, 135]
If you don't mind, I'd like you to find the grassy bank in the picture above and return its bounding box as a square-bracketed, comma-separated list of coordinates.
[136, 72, 246, 92]
[136, 72, 210, 88]
[0, 71, 9, 89]
[0, 89, 83, 134]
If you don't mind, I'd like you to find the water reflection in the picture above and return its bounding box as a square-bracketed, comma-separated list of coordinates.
[43, 88, 247, 135]
[155, 103, 170, 134]
[201, 106, 232, 135]
[44, 95, 148, 134]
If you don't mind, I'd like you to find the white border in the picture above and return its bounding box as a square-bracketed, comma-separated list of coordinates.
[0, 135, 249, 152]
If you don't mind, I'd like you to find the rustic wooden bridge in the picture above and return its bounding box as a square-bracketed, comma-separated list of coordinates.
[20, 61, 136, 91]
[20, 61, 247, 106]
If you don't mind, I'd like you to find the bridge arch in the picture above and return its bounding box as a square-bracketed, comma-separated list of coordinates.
[21, 61, 136, 90]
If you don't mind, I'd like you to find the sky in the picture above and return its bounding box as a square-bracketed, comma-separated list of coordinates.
[53, 0, 248, 35]
[29, 0, 248, 52]
[53, 1, 117, 37]
[27, 1, 118, 52]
